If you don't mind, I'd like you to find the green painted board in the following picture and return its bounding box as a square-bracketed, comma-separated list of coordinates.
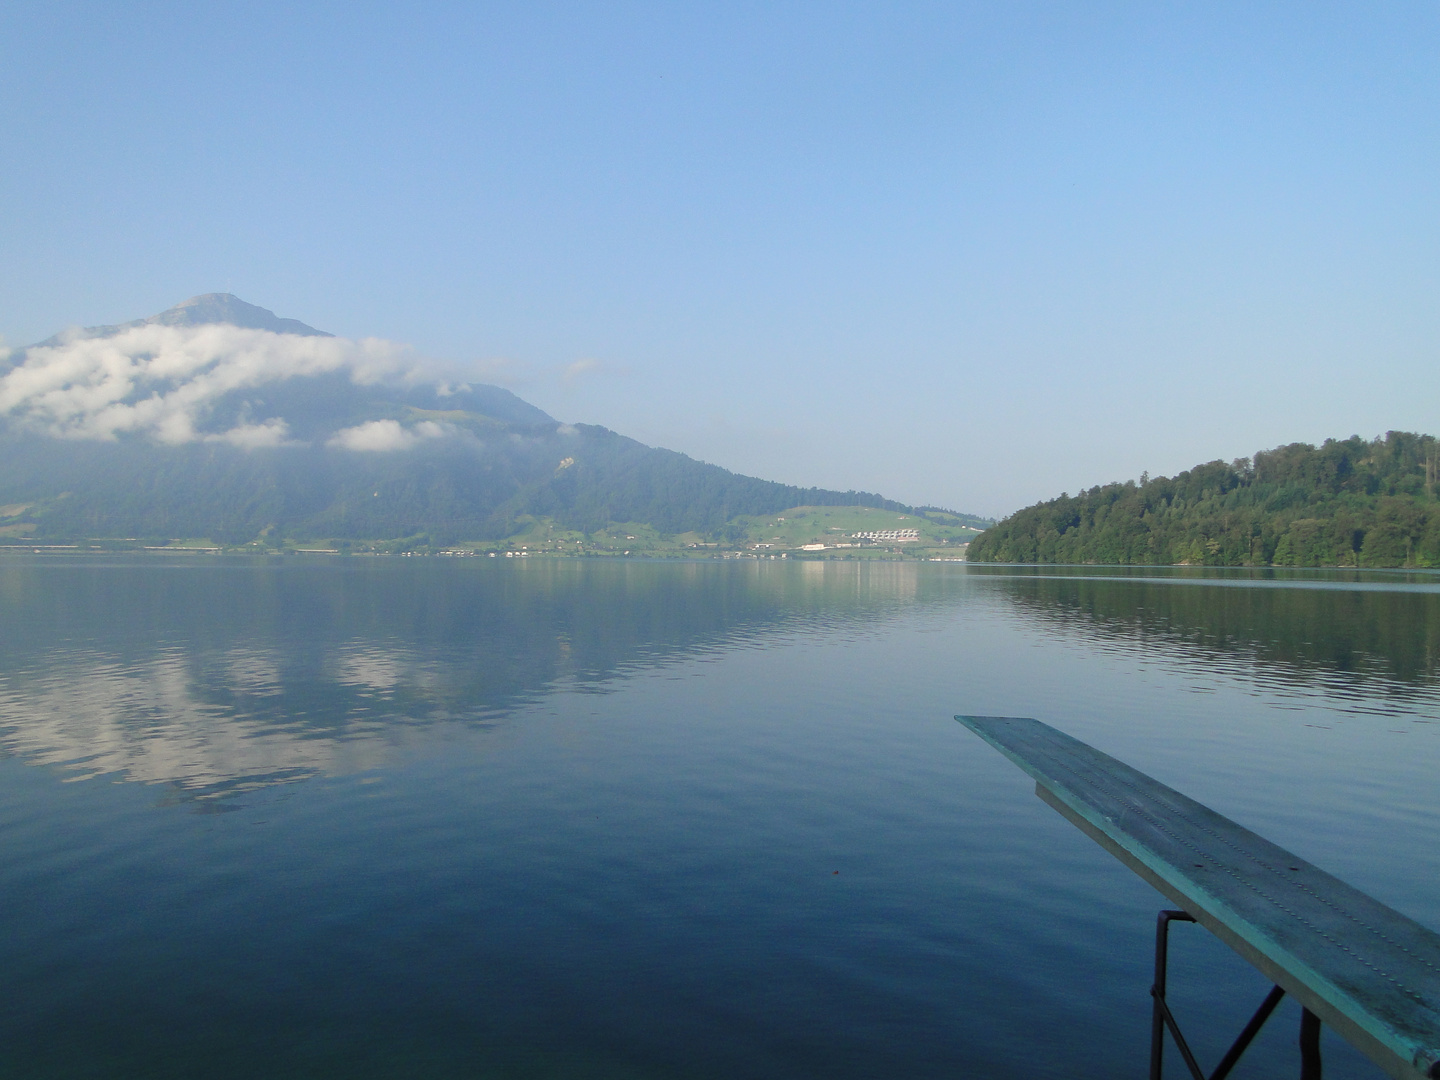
[956, 715, 1440, 1080]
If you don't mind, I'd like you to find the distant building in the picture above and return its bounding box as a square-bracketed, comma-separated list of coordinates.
[852, 529, 920, 542]
[801, 543, 827, 551]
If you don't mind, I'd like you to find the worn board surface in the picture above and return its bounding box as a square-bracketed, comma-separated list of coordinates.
[956, 715, 1440, 1080]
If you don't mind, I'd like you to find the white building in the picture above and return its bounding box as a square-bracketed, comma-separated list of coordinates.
[851, 529, 920, 542]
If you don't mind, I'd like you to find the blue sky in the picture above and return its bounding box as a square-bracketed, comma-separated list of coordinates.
[3, 2, 1437, 516]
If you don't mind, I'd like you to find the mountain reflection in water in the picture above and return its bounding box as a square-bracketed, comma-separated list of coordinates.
[0, 557, 942, 803]
[4, 559, 1436, 805]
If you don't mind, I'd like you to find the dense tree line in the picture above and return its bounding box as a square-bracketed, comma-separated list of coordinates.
[967, 432, 1440, 567]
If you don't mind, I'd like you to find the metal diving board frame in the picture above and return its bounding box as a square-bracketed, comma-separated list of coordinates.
[956, 715, 1440, 1080]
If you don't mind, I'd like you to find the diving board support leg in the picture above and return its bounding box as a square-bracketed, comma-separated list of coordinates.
[1302, 1008, 1323, 1080]
[1029, 780, 1349, 1078]
[1150, 909, 1291, 1080]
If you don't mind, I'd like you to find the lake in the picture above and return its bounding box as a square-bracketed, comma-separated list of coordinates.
[1, 557, 1437, 1079]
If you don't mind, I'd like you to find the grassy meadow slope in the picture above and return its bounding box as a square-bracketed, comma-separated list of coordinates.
[456, 505, 985, 559]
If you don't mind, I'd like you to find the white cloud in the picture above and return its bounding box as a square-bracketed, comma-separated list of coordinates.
[327, 418, 447, 452]
[0, 323, 424, 446]
[210, 419, 294, 448]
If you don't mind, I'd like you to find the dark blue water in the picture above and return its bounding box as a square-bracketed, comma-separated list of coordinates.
[1, 557, 1436, 1078]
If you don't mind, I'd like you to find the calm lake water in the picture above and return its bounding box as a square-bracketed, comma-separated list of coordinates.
[1, 557, 1437, 1079]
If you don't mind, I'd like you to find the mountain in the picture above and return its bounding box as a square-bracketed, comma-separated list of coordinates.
[7, 295, 553, 433]
[966, 432, 1440, 568]
[30, 293, 332, 347]
[0, 296, 914, 546]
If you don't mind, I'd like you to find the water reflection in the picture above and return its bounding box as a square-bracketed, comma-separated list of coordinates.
[0, 557, 947, 802]
[1, 558, 1437, 1079]
[5, 558, 1438, 806]
[981, 567, 1440, 711]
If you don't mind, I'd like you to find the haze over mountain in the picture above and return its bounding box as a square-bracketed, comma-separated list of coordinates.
[0, 296, 935, 545]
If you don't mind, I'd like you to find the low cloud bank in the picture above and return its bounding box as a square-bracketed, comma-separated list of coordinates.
[328, 419, 447, 452]
[0, 323, 431, 447]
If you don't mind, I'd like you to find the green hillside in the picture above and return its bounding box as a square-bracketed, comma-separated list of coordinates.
[726, 505, 981, 550]
[0, 425, 913, 547]
[454, 505, 986, 559]
[967, 431, 1440, 568]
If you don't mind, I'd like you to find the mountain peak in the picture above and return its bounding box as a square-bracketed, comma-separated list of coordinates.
[147, 294, 332, 336]
[32, 294, 332, 347]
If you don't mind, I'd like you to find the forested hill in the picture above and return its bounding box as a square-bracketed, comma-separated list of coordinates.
[967, 432, 1440, 568]
[0, 426, 912, 544]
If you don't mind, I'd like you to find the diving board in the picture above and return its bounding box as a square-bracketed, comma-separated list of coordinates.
[956, 715, 1440, 1080]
